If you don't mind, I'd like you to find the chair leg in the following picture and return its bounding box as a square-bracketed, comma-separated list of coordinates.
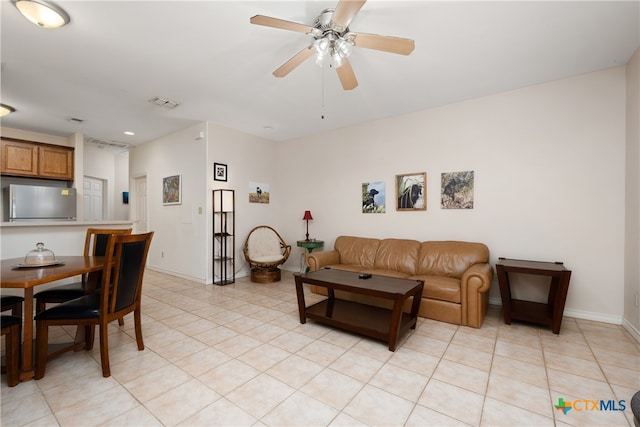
[84, 325, 95, 350]
[5, 323, 20, 387]
[99, 323, 111, 378]
[35, 299, 46, 314]
[117, 316, 125, 327]
[134, 309, 144, 351]
[34, 321, 49, 380]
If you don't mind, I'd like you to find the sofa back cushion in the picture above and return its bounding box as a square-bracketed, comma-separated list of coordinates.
[417, 241, 489, 278]
[335, 236, 380, 269]
[374, 239, 421, 276]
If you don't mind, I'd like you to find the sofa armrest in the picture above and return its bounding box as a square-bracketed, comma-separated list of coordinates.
[307, 250, 340, 272]
[460, 263, 494, 328]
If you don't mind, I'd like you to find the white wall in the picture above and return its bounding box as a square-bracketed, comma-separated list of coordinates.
[624, 48, 640, 338]
[113, 151, 130, 220]
[83, 144, 117, 220]
[205, 122, 279, 283]
[129, 123, 208, 282]
[129, 121, 279, 284]
[276, 67, 627, 323]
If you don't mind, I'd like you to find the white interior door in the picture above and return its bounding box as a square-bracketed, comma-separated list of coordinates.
[83, 176, 104, 221]
[134, 176, 147, 233]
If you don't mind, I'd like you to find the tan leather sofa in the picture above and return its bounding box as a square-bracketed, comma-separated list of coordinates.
[306, 236, 493, 328]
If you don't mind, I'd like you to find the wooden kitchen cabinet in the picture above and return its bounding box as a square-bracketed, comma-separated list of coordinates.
[38, 144, 74, 179]
[1, 138, 74, 180]
[1, 138, 38, 176]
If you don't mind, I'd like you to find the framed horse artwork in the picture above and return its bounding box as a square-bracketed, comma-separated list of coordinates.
[396, 172, 426, 211]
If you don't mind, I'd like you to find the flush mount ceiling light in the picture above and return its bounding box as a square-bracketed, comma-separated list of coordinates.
[0, 104, 16, 117]
[12, 0, 70, 29]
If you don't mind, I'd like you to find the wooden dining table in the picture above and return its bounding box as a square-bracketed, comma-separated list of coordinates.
[1, 256, 105, 381]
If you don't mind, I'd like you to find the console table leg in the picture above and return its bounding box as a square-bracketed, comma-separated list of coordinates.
[496, 265, 513, 325]
[551, 271, 571, 334]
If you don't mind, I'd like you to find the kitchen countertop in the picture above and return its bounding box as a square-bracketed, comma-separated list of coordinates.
[1, 220, 134, 228]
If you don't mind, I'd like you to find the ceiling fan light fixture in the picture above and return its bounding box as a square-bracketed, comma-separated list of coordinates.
[0, 104, 16, 117]
[12, 0, 70, 29]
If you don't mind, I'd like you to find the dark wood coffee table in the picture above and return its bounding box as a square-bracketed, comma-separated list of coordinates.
[294, 268, 424, 351]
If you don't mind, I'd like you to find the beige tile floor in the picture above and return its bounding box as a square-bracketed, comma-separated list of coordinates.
[2, 270, 639, 426]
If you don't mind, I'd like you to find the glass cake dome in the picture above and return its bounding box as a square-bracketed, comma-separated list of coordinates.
[24, 242, 56, 265]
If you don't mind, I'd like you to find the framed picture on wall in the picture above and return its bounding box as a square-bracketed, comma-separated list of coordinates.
[396, 172, 426, 211]
[162, 174, 181, 205]
[441, 171, 474, 209]
[362, 181, 385, 213]
[214, 163, 227, 182]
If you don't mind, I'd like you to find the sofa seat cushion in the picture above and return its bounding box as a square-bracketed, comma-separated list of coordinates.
[410, 275, 461, 303]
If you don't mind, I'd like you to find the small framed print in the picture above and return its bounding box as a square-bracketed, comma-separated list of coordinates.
[214, 163, 227, 182]
[162, 175, 181, 205]
[396, 172, 426, 211]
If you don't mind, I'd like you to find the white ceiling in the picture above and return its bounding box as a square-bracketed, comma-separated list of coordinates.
[1, 1, 638, 146]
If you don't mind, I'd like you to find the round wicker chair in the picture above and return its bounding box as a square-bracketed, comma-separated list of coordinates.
[243, 225, 291, 283]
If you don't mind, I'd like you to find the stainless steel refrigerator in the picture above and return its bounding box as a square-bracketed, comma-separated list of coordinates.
[3, 184, 77, 221]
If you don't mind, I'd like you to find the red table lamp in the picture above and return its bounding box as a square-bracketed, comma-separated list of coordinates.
[303, 210, 313, 241]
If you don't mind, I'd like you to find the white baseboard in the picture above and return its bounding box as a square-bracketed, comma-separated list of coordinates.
[622, 318, 640, 344]
[147, 266, 207, 284]
[488, 297, 623, 325]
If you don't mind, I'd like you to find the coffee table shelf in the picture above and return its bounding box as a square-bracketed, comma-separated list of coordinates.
[305, 299, 415, 344]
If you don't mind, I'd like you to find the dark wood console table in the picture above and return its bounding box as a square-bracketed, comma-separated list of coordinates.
[496, 258, 571, 334]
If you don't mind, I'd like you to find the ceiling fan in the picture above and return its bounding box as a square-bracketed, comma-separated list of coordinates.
[250, 0, 415, 90]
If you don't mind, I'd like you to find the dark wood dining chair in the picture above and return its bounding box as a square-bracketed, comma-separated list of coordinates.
[1, 295, 24, 317]
[34, 228, 132, 322]
[1, 315, 21, 387]
[34, 231, 154, 379]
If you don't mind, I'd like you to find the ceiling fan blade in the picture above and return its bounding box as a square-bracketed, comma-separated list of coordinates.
[250, 15, 316, 34]
[273, 47, 314, 77]
[353, 32, 415, 55]
[332, 0, 367, 30]
[336, 59, 358, 90]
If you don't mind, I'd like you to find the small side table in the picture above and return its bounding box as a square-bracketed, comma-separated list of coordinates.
[496, 258, 572, 334]
[297, 240, 324, 273]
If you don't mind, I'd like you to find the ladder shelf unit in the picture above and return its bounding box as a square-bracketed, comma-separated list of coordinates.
[213, 189, 235, 285]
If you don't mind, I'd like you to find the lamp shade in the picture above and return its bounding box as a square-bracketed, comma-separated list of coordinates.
[302, 210, 313, 220]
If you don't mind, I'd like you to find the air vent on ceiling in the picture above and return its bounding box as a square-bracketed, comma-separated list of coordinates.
[149, 96, 179, 109]
[86, 137, 130, 150]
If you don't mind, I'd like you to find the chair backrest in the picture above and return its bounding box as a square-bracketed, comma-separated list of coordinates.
[99, 232, 153, 317]
[245, 226, 286, 259]
[83, 228, 132, 286]
[84, 228, 132, 256]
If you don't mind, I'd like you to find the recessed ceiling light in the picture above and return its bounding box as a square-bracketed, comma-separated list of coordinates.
[0, 104, 16, 116]
[124, 131, 135, 136]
